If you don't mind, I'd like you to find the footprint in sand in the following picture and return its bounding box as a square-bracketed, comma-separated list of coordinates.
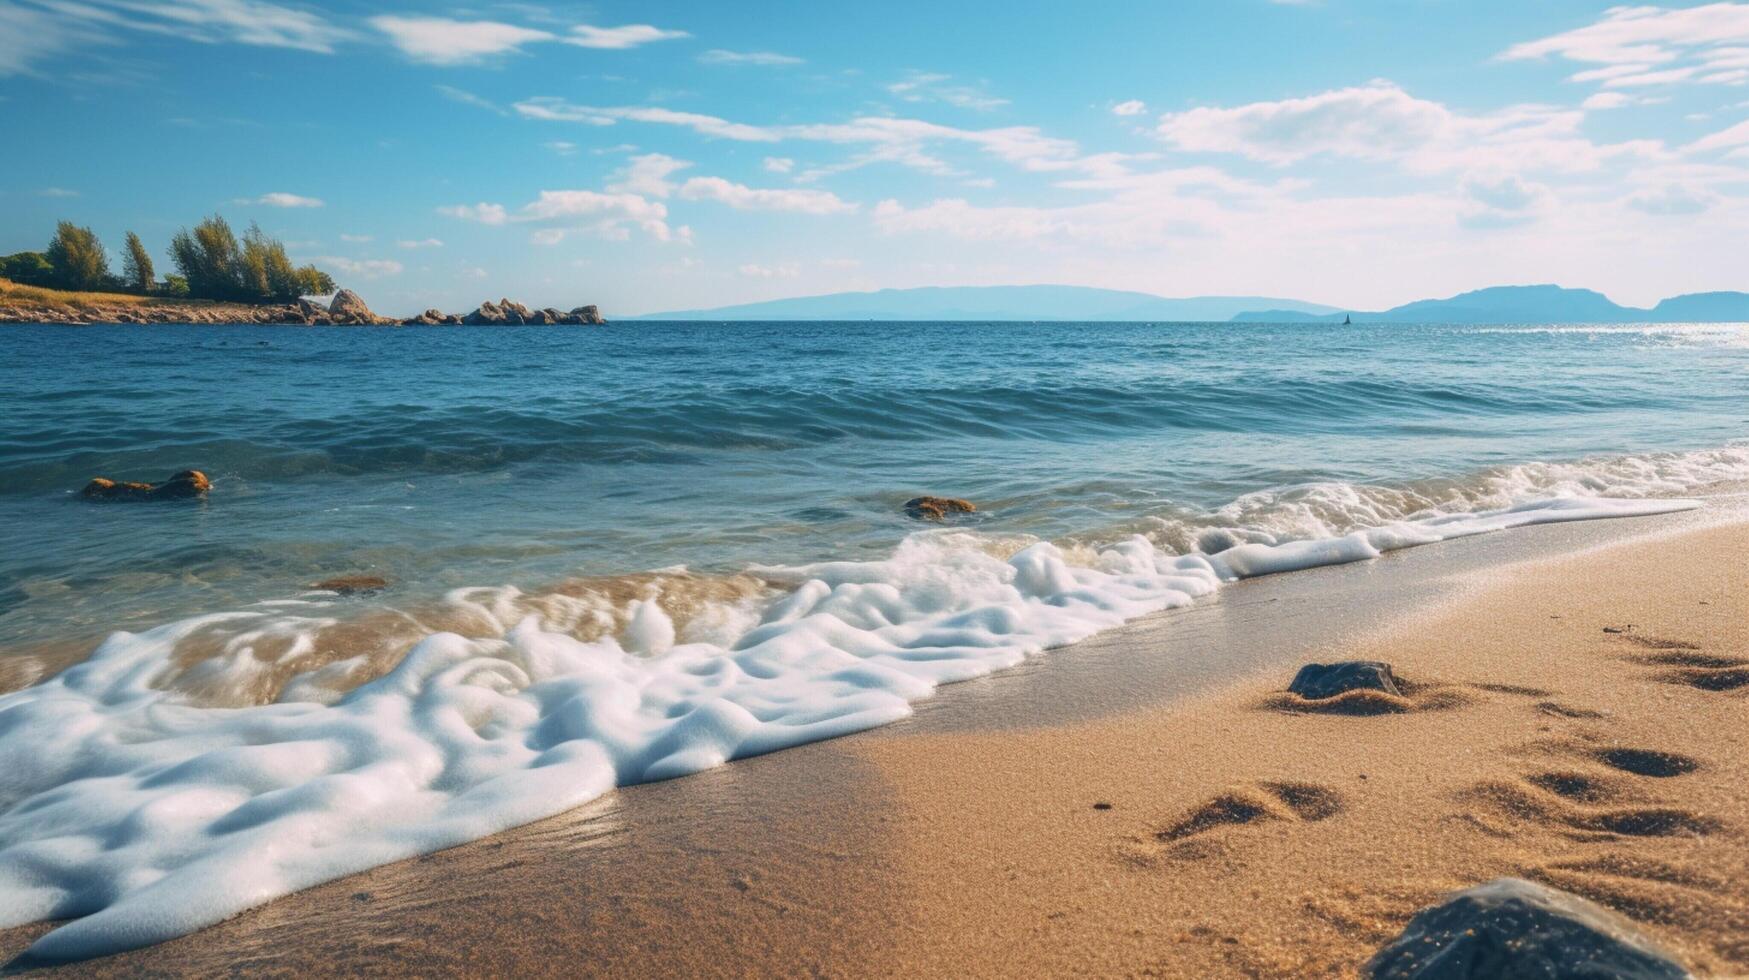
[1529, 853, 1749, 967]
[1605, 633, 1749, 693]
[1157, 781, 1345, 844]
[1459, 742, 1716, 841]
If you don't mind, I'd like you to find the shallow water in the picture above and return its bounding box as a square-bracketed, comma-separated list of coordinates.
[3, 320, 1746, 650]
[0, 319, 1746, 958]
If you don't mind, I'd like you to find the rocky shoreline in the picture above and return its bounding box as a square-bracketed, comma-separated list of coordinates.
[0, 289, 606, 326]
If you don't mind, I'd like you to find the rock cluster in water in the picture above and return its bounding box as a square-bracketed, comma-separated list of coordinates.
[904, 496, 978, 521]
[0, 290, 607, 326]
[81, 470, 211, 501]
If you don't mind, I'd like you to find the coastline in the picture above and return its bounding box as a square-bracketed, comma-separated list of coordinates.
[5, 501, 1744, 976]
[0, 293, 605, 327]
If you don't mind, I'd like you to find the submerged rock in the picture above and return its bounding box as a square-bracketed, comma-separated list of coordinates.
[81, 469, 211, 501]
[1366, 878, 1689, 979]
[311, 575, 390, 595]
[904, 496, 977, 522]
[1288, 661, 1401, 700]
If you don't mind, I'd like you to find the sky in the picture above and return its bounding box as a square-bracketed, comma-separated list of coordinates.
[2, 1, 1748, 316]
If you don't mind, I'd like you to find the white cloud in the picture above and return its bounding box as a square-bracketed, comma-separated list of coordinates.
[38, 186, 80, 197]
[1502, 4, 1749, 89]
[738, 262, 801, 278]
[244, 191, 324, 208]
[54, 0, 352, 53]
[1112, 99, 1147, 116]
[374, 17, 683, 64]
[441, 190, 684, 242]
[437, 202, 509, 225]
[1458, 172, 1554, 228]
[436, 84, 507, 115]
[1155, 80, 1664, 174]
[397, 238, 443, 249]
[1626, 184, 1718, 214]
[1688, 116, 1749, 151]
[544, 140, 577, 155]
[339, 233, 372, 243]
[699, 49, 803, 66]
[887, 71, 1008, 111]
[566, 24, 688, 49]
[516, 98, 1131, 179]
[1582, 91, 1632, 110]
[313, 256, 403, 278]
[609, 153, 692, 197]
[372, 16, 552, 64]
[0, 3, 107, 76]
[677, 177, 858, 213]
[763, 156, 795, 173]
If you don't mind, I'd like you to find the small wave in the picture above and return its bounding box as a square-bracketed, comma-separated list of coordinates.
[0, 472, 1706, 959]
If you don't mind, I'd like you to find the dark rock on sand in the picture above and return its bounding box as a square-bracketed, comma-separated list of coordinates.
[1288, 661, 1401, 700]
[904, 496, 977, 522]
[1366, 877, 1688, 979]
[311, 575, 390, 595]
[81, 469, 212, 501]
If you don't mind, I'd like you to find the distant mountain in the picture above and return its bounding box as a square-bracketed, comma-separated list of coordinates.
[1231, 285, 1749, 324]
[634, 285, 1341, 321]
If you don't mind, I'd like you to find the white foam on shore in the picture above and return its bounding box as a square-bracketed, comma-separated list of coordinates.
[0, 489, 1708, 959]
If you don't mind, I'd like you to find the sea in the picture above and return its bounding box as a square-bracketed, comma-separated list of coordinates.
[1, 319, 1746, 958]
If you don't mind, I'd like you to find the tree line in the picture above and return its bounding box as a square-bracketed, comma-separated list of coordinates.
[1, 217, 335, 303]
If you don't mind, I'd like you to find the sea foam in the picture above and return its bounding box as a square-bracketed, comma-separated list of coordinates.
[0, 493, 1700, 959]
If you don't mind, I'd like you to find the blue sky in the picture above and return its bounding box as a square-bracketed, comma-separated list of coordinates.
[3, 1, 1748, 315]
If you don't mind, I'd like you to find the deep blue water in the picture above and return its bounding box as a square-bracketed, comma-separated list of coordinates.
[2, 320, 1746, 649]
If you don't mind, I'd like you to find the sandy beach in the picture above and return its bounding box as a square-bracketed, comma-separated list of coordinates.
[4, 503, 1743, 977]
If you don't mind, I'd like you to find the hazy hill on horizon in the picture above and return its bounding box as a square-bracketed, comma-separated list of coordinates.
[1232, 284, 1749, 324]
[633, 285, 1341, 321]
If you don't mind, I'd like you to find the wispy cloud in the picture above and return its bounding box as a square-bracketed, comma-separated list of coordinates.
[1154, 80, 1664, 174]
[1502, 4, 1749, 88]
[374, 16, 685, 64]
[677, 177, 858, 214]
[240, 191, 324, 208]
[738, 262, 801, 278]
[397, 238, 443, 249]
[699, 49, 802, 67]
[887, 70, 1009, 111]
[436, 84, 506, 115]
[1111, 99, 1148, 117]
[440, 190, 687, 244]
[38, 186, 80, 197]
[312, 256, 403, 278]
[41, 0, 353, 55]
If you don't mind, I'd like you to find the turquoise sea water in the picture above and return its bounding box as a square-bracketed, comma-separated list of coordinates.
[2, 319, 1746, 653]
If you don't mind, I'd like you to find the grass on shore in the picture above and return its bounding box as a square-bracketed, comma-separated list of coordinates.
[0, 278, 217, 309]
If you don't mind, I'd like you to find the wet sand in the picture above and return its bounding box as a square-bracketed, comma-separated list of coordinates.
[5, 504, 1746, 976]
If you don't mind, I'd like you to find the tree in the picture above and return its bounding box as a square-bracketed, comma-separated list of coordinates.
[296, 266, 336, 296]
[168, 214, 242, 300]
[1, 252, 54, 286]
[162, 274, 190, 297]
[44, 221, 110, 290]
[122, 231, 155, 293]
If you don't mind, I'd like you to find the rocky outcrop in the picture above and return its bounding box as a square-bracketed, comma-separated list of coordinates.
[905, 496, 977, 522]
[0, 290, 607, 326]
[1288, 661, 1402, 700]
[81, 469, 211, 501]
[1366, 878, 1688, 979]
[328, 289, 393, 325]
[458, 298, 608, 326]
